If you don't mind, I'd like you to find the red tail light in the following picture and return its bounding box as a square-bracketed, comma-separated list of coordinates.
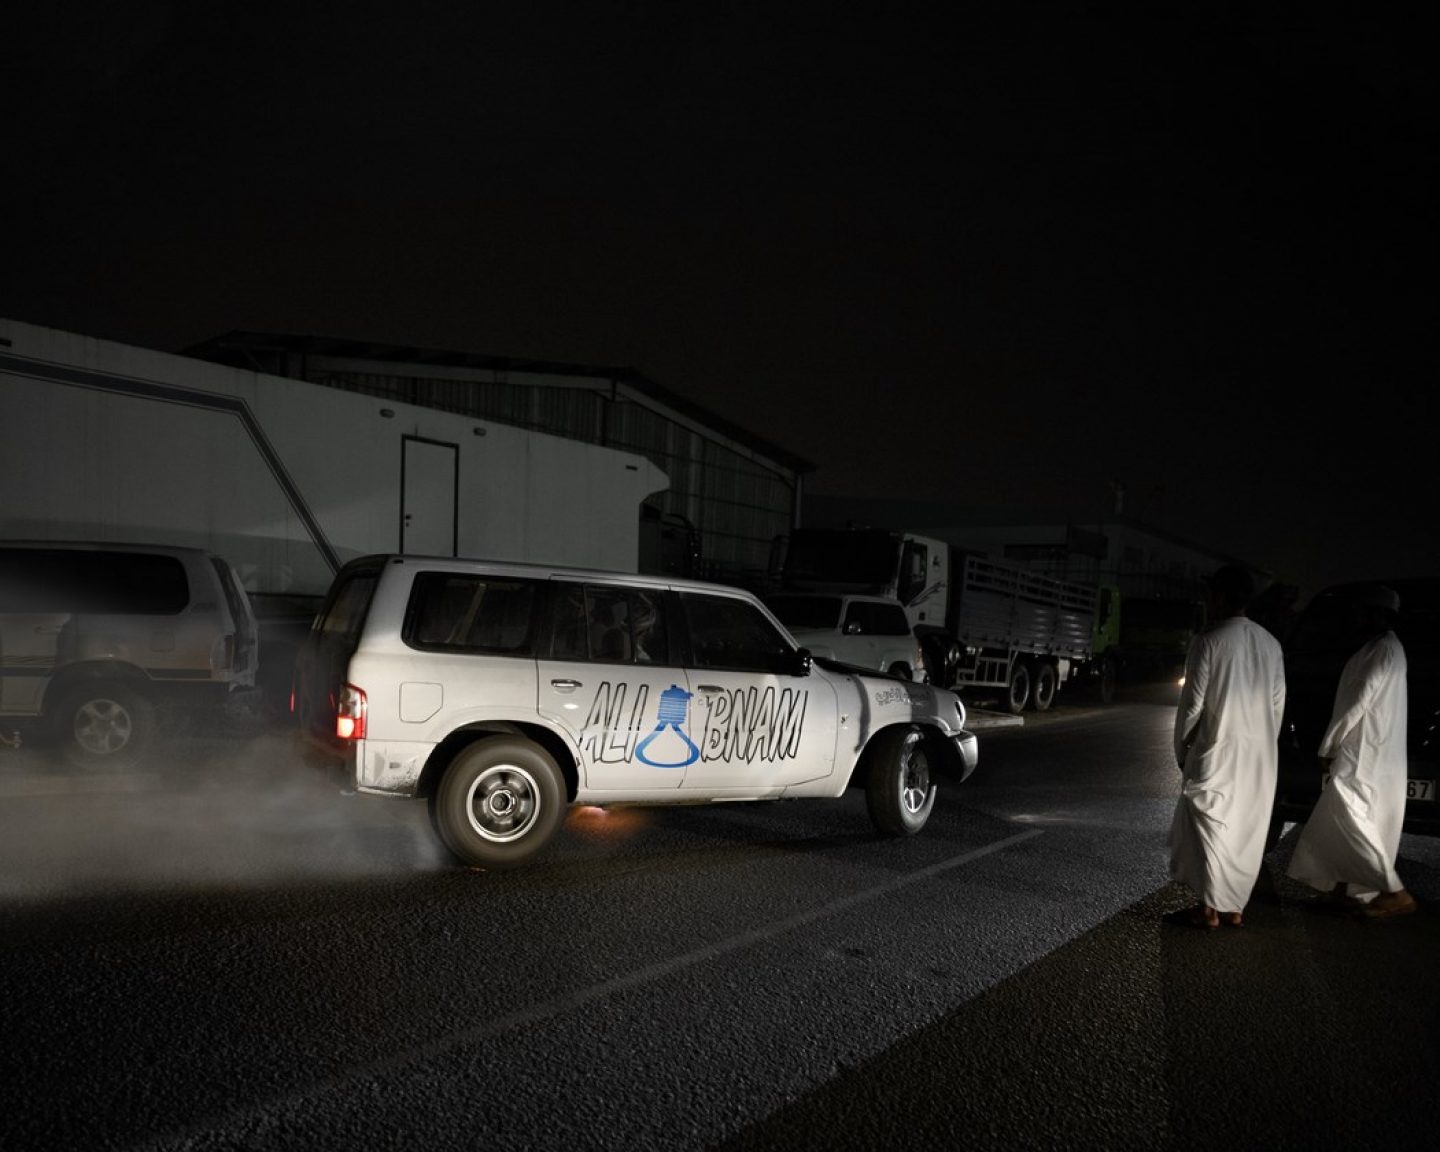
[336, 684, 367, 741]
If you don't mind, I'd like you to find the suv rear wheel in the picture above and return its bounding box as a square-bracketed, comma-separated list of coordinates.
[53, 681, 155, 769]
[434, 737, 566, 868]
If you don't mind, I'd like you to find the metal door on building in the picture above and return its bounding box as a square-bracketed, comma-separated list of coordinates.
[401, 436, 458, 556]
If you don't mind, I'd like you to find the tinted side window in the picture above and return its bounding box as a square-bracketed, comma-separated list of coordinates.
[681, 593, 792, 673]
[317, 572, 379, 640]
[549, 583, 669, 665]
[0, 550, 189, 615]
[405, 574, 539, 655]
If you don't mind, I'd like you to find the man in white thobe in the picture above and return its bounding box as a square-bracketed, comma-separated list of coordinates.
[1169, 565, 1286, 928]
[1287, 585, 1415, 917]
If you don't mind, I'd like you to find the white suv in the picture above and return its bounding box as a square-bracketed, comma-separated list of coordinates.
[0, 541, 259, 766]
[296, 555, 978, 868]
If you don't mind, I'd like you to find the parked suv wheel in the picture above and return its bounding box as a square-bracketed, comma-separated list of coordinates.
[52, 681, 156, 769]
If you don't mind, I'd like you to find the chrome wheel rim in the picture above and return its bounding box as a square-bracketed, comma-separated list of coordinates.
[899, 733, 932, 815]
[74, 699, 133, 755]
[465, 764, 542, 843]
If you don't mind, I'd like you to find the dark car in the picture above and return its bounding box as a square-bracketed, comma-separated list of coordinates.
[1270, 579, 1440, 842]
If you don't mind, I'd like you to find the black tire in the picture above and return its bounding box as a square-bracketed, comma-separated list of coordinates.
[52, 681, 156, 769]
[865, 725, 937, 837]
[1005, 661, 1031, 715]
[434, 737, 566, 868]
[921, 636, 961, 688]
[1032, 662, 1057, 712]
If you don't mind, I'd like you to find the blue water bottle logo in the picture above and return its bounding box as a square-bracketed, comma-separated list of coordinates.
[636, 684, 700, 768]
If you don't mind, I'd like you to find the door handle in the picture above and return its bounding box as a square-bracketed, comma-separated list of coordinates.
[696, 684, 723, 694]
[550, 679, 583, 692]
[33, 625, 64, 635]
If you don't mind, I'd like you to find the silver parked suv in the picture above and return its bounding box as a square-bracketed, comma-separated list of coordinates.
[295, 554, 979, 868]
[0, 542, 259, 766]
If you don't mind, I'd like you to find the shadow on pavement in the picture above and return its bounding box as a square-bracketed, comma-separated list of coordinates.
[714, 845, 1439, 1152]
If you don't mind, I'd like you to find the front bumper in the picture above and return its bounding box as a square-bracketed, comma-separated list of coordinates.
[951, 729, 979, 783]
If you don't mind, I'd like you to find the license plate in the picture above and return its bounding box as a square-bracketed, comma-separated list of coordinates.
[1320, 774, 1436, 801]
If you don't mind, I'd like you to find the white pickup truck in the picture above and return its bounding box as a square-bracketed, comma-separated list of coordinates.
[295, 555, 979, 867]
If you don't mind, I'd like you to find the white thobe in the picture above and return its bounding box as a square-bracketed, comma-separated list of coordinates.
[1169, 616, 1286, 913]
[1287, 631, 1408, 899]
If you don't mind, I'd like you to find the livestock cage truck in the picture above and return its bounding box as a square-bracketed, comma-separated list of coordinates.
[780, 528, 1119, 713]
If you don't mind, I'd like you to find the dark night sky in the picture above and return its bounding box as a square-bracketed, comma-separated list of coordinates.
[3, 3, 1435, 597]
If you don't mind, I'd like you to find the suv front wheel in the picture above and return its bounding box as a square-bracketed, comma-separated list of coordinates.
[866, 725, 936, 836]
[434, 737, 566, 869]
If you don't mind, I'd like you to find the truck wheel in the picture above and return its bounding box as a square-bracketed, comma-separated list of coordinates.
[434, 737, 566, 869]
[866, 726, 936, 836]
[1005, 662, 1031, 714]
[52, 681, 156, 769]
[1032, 662, 1057, 711]
[921, 637, 962, 688]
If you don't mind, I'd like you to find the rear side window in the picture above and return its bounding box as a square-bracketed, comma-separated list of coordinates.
[844, 601, 912, 636]
[549, 583, 670, 665]
[317, 571, 380, 640]
[405, 573, 539, 655]
[0, 549, 189, 615]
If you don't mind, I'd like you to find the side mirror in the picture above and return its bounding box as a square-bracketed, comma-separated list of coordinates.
[844, 621, 862, 635]
[786, 647, 813, 677]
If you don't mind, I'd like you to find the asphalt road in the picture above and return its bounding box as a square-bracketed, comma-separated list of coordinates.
[1, 688, 1436, 1151]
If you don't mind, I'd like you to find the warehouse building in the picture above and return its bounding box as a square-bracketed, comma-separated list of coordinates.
[188, 332, 812, 588]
